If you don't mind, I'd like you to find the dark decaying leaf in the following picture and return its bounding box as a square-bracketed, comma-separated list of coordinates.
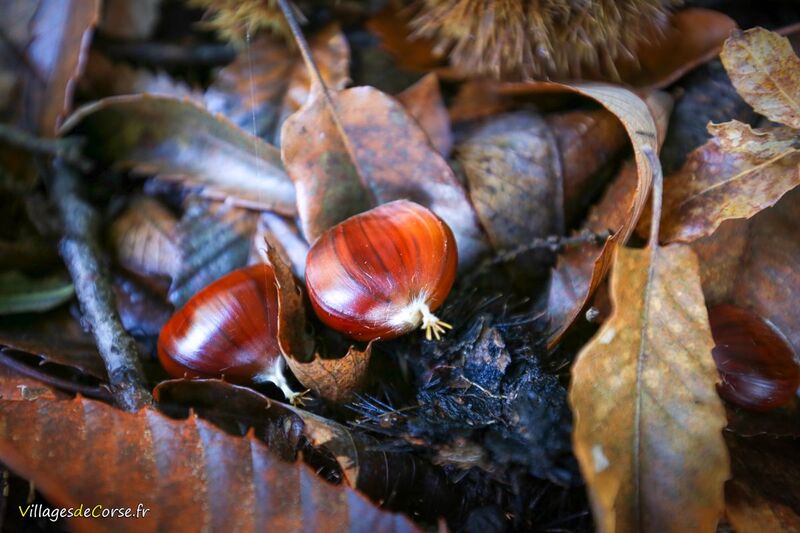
[109, 196, 180, 279]
[0, 308, 105, 379]
[60, 95, 296, 214]
[395, 73, 453, 157]
[281, 85, 487, 268]
[0, 397, 420, 533]
[0, 271, 74, 315]
[99, 0, 161, 40]
[265, 244, 372, 402]
[725, 433, 800, 531]
[168, 200, 258, 308]
[155, 379, 459, 522]
[205, 24, 350, 145]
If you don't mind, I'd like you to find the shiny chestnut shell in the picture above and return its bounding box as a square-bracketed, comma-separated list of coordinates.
[158, 264, 281, 382]
[709, 304, 800, 411]
[305, 200, 458, 341]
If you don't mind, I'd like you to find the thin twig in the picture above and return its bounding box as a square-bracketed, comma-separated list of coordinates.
[49, 160, 152, 411]
[99, 39, 236, 67]
[0, 350, 113, 402]
[0, 123, 91, 171]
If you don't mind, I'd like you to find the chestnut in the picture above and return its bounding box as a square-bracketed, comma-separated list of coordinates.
[305, 200, 457, 341]
[708, 304, 799, 411]
[158, 264, 303, 403]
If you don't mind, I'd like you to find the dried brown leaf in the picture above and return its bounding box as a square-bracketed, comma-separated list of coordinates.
[570, 244, 729, 532]
[0, 397, 419, 532]
[721, 27, 800, 128]
[614, 8, 737, 89]
[493, 83, 659, 347]
[205, 24, 350, 144]
[395, 73, 453, 157]
[109, 196, 180, 279]
[659, 127, 800, 243]
[281, 85, 487, 267]
[61, 95, 296, 214]
[266, 244, 371, 402]
[692, 188, 800, 356]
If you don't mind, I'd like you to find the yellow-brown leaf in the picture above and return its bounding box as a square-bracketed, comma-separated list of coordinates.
[570, 244, 729, 532]
[721, 27, 800, 128]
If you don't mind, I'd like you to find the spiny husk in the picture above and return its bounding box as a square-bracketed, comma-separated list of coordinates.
[411, 0, 682, 79]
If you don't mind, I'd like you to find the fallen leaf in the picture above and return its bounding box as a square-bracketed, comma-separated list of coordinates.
[0, 308, 105, 379]
[60, 94, 297, 214]
[248, 212, 308, 279]
[281, 85, 487, 268]
[546, 108, 628, 224]
[448, 80, 515, 123]
[0, 396, 420, 532]
[659, 127, 800, 244]
[395, 73, 453, 157]
[613, 8, 737, 89]
[99, 0, 161, 40]
[0, 271, 73, 315]
[708, 120, 798, 159]
[721, 27, 800, 129]
[205, 24, 350, 145]
[15, 0, 101, 135]
[366, 5, 443, 72]
[570, 244, 729, 532]
[494, 83, 659, 347]
[725, 433, 800, 531]
[692, 188, 800, 357]
[109, 196, 180, 279]
[168, 199, 258, 308]
[456, 111, 561, 284]
[0, 363, 68, 401]
[266, 244, 372, 402]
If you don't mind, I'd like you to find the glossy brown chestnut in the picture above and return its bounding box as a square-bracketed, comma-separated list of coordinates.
[709, 304, 800, 411]
[158, 264, 302, 402]
[305, 200, 458, 341]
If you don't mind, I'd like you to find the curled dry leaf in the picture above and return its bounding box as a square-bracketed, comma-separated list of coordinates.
[395, 73, 453, 157]
[60, 95, 296, 215]
[109, 196, 180, 279]
[570, 244, 729, 532]
[721, 27, 800, 129]
[266, 244, 372, 403]
[248, 212, 308, 279]
[659, 124, 800, 244]
[546, 108, 628, 225]
[281, 85, 487, 268]
[0, 397, 419, 532]
[205, 24, 350, 144]
[494, 83, 661, 347]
